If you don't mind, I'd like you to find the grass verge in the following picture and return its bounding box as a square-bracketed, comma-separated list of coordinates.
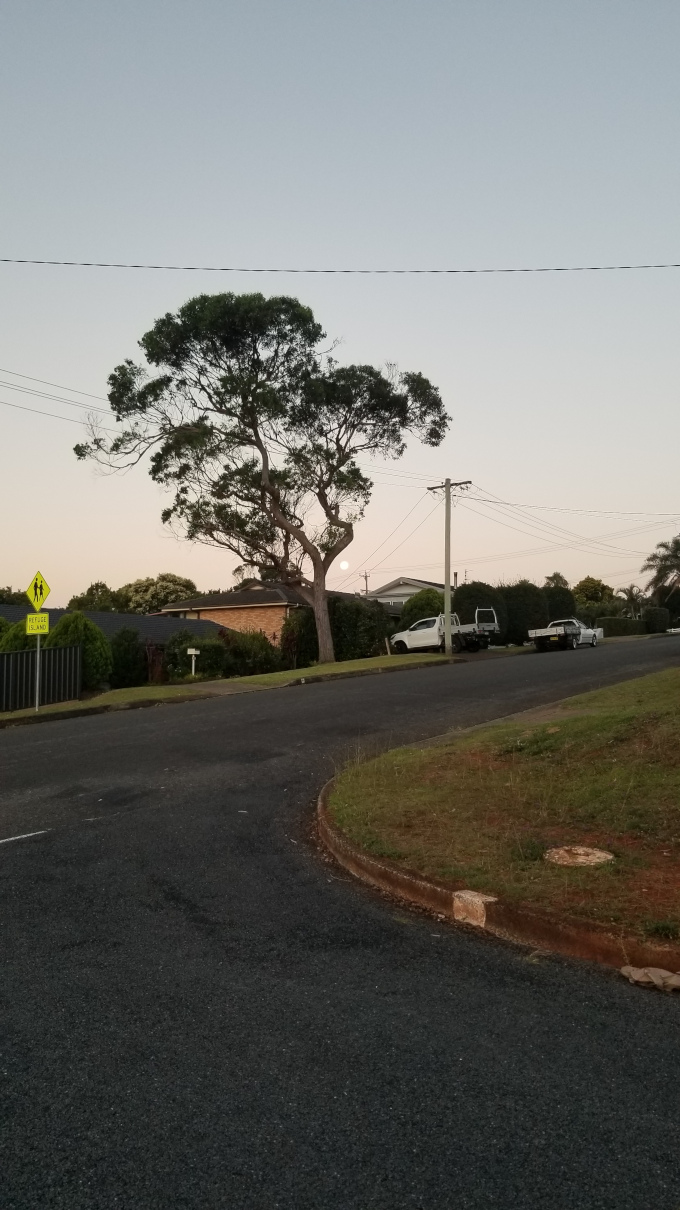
[329, 668, 680, 940]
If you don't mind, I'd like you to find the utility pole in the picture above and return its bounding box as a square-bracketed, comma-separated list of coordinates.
[427, 479, 471, 655]
[361, 571, 369, 596]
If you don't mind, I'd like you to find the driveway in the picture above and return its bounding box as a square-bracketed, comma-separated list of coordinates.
[2, 638, 680, 1209]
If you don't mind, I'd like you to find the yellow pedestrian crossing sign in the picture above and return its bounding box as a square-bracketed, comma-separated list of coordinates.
[26, 571, 50, 611]
[26, 612, 49, 635]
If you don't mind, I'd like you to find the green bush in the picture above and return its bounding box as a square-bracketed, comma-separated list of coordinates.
[497, 581, 549, 645]
[0, 619, 36, 651]
[452, 581, 508, 640]
[643, 606, 670, 634]
[163, 629, 227, 680]
[544, 585, 576, 619]
[0, 616, 9, 641]
[399, 589, 444, 630]
[280, 597, 393, 668]
[44, 612, 113, 689]
[221, 629, 281, 677]
[596, 617, 645, 637]
[110, 628, 148, 688]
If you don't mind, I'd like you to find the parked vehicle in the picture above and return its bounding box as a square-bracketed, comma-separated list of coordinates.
[529, 618, 603, 652]
[391, 609, 499, 654]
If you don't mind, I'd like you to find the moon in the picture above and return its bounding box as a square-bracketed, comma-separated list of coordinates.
[339, 561, 349, 570]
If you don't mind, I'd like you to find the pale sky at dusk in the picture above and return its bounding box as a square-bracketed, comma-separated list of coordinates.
[1, 1, 678, 605]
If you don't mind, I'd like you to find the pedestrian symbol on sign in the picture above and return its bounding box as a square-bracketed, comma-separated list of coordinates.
[25, 571, 51, 612]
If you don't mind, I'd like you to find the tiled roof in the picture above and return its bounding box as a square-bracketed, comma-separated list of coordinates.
[0, 605, 229, 644]
[162, 583, 311, 611]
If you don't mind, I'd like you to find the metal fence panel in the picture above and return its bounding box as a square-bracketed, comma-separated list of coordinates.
[0, 644, 82, 712]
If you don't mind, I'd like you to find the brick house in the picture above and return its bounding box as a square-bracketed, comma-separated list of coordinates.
[159, 581, 315, 645]
[159, 580, 370, 645]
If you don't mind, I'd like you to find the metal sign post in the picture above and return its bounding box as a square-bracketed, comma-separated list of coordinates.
[25, 572, 51, 713]
[187, 647, 199, 677]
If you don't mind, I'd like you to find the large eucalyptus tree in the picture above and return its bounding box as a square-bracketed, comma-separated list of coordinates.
[76, 292, 448, 662]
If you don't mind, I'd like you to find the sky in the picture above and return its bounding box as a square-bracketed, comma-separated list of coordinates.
[1, 1, 678, 606]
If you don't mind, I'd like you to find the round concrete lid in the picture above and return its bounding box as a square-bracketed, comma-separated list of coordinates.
[545, 845, 614, 867]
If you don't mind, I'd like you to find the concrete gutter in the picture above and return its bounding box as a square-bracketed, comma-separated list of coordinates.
[317, 780, 680, 972]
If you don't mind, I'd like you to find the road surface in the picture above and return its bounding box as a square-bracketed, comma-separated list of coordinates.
[2, 638, 680, 1209]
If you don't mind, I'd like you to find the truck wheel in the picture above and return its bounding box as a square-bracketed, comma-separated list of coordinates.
[590, 635, 598, 647]
[570, 636, 578, 650]
[393, 641, 408, 653]
[467, 639, 480, 653]
[536, 640, 548, 652]
[452, 636, 463, 653]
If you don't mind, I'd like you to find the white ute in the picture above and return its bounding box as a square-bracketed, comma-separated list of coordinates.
[391, 608, 499, 655]
[529, 618, 604, 652]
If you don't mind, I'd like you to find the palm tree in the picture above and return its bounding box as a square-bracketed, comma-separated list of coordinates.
[641, 535, 680, 603]
[615, 584, 645, 619]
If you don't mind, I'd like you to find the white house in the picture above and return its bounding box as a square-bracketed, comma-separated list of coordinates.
[366, 577, 445, 615]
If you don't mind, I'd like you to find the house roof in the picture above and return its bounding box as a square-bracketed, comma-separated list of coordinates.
[161, 583, 311, 612]
[161, 581, 365, 612]
[368, 577, 445, 597]
[0, 605, 229, 644]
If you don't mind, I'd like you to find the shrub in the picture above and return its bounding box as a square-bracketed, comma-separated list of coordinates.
[163, 629, 227, 680]
[44, 612, 113, 689]
[452, 581, 508, 640]
[497, 581, 549, 645]
[642, 606, 670, 634]
[0, 616, 9, 641]
[398, 588, 445, 630]
[110, 628, 148, 688]
[280, 609, 317, 670]
[0, 620, 36, 651]
[544, 585, 576, 619]
[280, 597, 393, 668]
[221, 629, 281, 677]
[596, 617, 645, 637]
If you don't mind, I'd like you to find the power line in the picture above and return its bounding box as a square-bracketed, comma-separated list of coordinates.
[2, 256, 680, 275]
[0, 366, 108, 400]
[0, 397, 117, 432]
[0, 379, 110, 415]
[334, 492, 431, 589]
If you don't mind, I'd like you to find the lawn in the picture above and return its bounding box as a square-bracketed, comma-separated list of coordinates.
[329, 668, 680, 940]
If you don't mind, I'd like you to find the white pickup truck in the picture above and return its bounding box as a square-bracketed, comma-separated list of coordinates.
[391, 608, 499, 655]
[529, 618, 604, 652]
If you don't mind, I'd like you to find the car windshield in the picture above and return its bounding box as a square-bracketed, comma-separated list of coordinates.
[410, 617, 437, 630]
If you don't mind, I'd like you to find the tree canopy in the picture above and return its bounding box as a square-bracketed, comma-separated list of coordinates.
[641, 535, 680, 602]
[75, 291, 448, 661]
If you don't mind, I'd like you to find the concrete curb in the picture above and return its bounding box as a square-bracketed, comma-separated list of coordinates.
[317, 779, 680, 972]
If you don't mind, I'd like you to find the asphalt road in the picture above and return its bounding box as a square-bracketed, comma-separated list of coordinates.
[2, 638, 680, 1210]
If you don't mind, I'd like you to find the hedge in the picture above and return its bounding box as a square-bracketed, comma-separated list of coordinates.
[163, 629, 229, 680]
[497, 581, 549, 645]
[596, 617, 645, 637]
[0, 620, 37, 652]
[163, 627, 281, 680]
[544, 585, 576, 619]
[110, 628, 148, 688]
[44, 612, 113, 689]
[280, 597, 393, 668]
[222, 629, 281, 677]
[399, 589, 444, 630]
[642, 606, 670, 634]
[452, 581, 508, 640]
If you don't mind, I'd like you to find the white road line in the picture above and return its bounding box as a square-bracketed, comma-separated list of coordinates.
[0, 829, 51, 845]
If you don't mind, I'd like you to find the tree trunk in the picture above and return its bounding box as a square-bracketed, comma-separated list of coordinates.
[312, 564, 335, 664]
